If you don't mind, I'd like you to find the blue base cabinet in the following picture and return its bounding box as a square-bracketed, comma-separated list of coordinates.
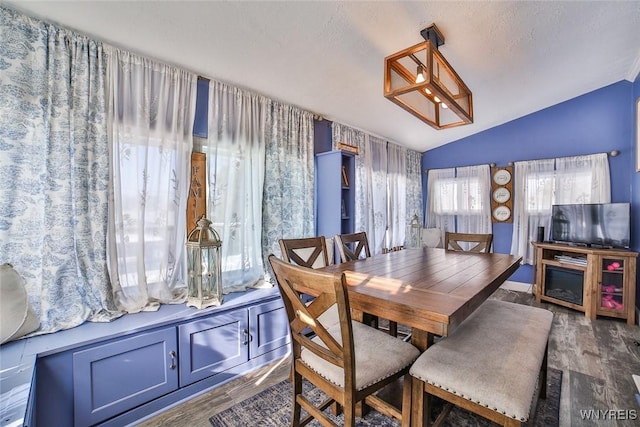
[34, 293, 290, 427]
[179, 298, 289, 387]
[73, 328, 178, 427]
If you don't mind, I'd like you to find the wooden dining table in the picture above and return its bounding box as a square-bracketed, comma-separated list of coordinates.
[320, 246, 522, 426]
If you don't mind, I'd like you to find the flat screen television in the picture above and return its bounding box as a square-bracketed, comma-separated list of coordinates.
[551, 203, 630, 249]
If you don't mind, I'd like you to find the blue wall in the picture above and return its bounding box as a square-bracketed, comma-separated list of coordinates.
[422, 80, 637, 291]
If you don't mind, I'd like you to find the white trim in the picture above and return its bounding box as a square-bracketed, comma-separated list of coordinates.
[500, 280, 533, 293]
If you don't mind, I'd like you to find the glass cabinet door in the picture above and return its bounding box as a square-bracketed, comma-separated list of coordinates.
[599, 257, 625, 312]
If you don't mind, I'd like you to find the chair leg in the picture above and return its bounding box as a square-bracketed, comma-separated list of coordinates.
[291, 372, 302, 427]
[402, 374, 412, 427]
[343, 398, 356, 427]
[540, 345, 548, 399]
[389, 321, 398, 337]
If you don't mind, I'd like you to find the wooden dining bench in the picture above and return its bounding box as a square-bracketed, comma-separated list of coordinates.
[409, 300, 553, 427]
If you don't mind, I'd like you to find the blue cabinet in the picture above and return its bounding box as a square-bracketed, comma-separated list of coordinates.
[179, 298, 289, 387]
[72, 328, 178, 427]
[34, 293, 290, 427]
[178, 310, 248, 386]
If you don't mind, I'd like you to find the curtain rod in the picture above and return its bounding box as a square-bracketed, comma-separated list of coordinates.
[506, 150, 620, 167]
[424, 150, 620, 173]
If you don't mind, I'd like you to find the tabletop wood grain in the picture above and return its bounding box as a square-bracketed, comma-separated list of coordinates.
[321, 247, 522, 339]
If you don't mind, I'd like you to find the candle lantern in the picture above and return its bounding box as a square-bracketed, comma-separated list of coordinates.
[407, 214, 423, 248]
[186, 216, 223, 309]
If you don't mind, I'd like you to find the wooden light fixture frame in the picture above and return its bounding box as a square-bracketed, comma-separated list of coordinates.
[384, 24, 473, 130]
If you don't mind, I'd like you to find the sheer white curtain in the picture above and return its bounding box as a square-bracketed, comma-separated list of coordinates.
[387, 143, 407, 248]
[455, 165, 492, 234]
[207, 81, 268, 291]
[426, 168, 456, 235]
[332, 124, 388, 254]
[510, 153, 610, 264]
[555, 153, 610, 203]
[106, 47, 196, 313]
[510, 159, 555, 264]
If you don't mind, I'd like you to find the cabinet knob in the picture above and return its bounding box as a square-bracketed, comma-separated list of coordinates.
[169, 350, 176, 369]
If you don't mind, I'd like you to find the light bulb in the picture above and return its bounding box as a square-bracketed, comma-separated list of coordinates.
[434, 96, 441, 103]
[442, 103, 448, 109]
[415, 65, 426, 84]
[425, 88, 432, 95]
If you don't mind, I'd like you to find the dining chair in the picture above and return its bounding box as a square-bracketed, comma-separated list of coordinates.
[279, 236, 339, 329]
[335, 231, 400, 337]
[444, 232, 493, 253]
[422, 228, 443, 248]
[268, 255, 420, 427]
[279, 236, 330, 269]
[335, 231, 371, 262]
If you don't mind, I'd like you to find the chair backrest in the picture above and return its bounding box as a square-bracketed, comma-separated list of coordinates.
[444, 232, 493, 253]
[279, 236, 330, 269]
[335, 232, 371, 262]
[268, 255, 354, 373]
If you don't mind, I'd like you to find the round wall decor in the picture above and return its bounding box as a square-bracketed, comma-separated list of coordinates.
[492, 187, 511, 203]
[493, 206, 511, 222]
[493, 169, 512, 186]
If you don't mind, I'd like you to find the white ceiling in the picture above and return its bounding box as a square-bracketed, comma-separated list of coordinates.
[3, 1, 640, 152]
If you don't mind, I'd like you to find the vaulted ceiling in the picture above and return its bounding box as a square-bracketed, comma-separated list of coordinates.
[3, 1, 640, 152]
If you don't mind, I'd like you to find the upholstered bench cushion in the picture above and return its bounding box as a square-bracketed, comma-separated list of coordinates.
[410, 300, 553, 422]
[302, 320, 420, 390]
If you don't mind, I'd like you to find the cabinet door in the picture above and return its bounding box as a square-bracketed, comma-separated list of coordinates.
[178, 309, 249, 386]
[249, 298, 290, 358]
[597, 256, 627, 317]
[73, 327, 178, 427]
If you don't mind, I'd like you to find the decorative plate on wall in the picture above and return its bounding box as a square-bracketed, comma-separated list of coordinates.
[491, 166, 514, 223]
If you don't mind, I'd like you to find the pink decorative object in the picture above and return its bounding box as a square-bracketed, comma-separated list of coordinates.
[611, 262, 621, 268]
[602, 285, 615, 293]
[607, 264, 615, 271]
[601, 295, 623, 310]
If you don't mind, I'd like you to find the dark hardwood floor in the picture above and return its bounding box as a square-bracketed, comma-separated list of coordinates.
[140, 288, 640, 427]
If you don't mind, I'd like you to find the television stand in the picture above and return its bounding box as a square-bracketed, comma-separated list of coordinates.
[533, 242, 638, 325]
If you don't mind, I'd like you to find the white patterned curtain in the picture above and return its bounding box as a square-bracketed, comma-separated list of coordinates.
[106, 47, 197, 312]
[510, 153, 610, 264]
[262, 102, 315, 279]
[332, 124, 388, 254]
[386, 143, 407, 248]
[207, 81, 268, 291]
[426, 168, 456, 236]
[405, 149, 424, 232]
[0, 7, 120, 333]
[455, 165, 492, 235]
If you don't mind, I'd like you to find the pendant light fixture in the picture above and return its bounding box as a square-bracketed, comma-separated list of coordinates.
[384, 24, 473, 129]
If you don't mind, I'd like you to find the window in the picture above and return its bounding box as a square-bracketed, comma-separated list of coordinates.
[510, 153, 610, 264]
[427, 165, 491, 235]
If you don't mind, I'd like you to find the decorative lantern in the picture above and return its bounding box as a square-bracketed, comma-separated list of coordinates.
[407, 214, 423, 248]
[186, 216, 223, 309]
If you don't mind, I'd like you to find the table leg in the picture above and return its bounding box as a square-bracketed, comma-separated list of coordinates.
[411, 329, 432, 427]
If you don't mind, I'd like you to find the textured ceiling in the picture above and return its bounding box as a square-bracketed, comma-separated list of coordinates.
[3, 1, 640, 152]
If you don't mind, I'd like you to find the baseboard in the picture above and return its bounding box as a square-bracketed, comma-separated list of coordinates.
[500, 280, 533, 293]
